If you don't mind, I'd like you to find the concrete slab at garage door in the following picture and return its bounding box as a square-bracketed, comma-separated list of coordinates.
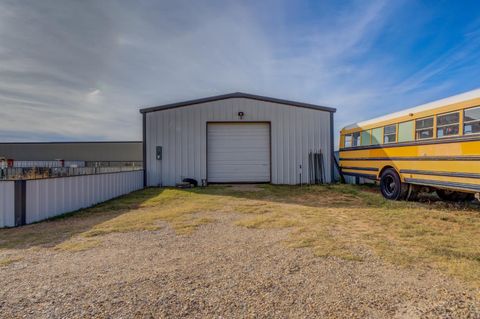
[207, 123, 270, 183]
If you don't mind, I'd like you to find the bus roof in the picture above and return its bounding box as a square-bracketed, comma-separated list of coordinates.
[342, 88, 480, 131]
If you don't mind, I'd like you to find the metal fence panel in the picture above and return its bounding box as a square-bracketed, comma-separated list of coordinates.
[11, 161, 85, 168]
[1, 166, 143, 181]
[25, 170, 143, 224]
[0, 181, 15, 228]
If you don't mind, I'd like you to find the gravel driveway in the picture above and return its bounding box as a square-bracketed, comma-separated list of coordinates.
[1, 212, 479, 318]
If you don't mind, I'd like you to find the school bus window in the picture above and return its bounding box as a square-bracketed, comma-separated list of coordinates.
[464, 106, 480, 135]
[415, 117, 434, 140]
[371, 127, 383, 145]
[352, 132, 360, 147]
[398, 120, 414, 142]
[437, 112, 459, 137]
[383, 124, 396, 143]
[344, 134, 352, 147]
[361, 130, 371, 146]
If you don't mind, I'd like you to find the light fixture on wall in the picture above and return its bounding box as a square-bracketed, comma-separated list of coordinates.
[238, 111, 244, 119]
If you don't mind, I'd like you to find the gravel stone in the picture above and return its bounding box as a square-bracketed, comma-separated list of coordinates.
[0, 214, 479, 318]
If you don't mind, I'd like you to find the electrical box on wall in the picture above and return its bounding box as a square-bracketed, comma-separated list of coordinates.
[156, 146, 162, 160]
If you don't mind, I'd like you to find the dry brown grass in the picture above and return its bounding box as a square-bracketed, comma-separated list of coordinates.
[83, 189, 220, 236]
[229, 184, 480, 285]
[55, 238, 101, 252]
[0, 256, 23, 267]
[0, 184, 479, 287]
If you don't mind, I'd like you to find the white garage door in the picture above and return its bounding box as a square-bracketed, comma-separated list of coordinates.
[207, 123, 270, 183]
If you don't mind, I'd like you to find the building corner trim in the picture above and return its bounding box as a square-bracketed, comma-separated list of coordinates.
[330, 112, 335, 183]
[14, 180, 26, 226]
[142, 113, 147, 188]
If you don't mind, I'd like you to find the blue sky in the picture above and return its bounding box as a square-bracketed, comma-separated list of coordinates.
[1, 0, 480, 146]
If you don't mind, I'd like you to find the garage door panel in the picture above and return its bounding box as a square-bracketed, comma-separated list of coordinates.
[209, 164, 269, 172]
[208, 153, 269, 161]
[208, 170, 270, 182]
[208, 161, 269, 165]
[208, 123, 270, 183]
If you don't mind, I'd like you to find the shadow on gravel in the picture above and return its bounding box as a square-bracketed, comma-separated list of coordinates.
[0, 188, 165, 251]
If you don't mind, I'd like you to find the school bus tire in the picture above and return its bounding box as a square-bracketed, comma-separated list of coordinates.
[380, 168, 408, 200]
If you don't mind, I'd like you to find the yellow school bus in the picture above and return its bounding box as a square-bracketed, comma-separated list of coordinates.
[339, 89, 480, 201]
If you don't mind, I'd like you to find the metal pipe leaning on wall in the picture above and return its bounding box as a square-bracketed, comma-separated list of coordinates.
[308, 150, 326, 185]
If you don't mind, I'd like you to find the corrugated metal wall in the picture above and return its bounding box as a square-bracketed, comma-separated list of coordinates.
[0, 181, 15, 228]
[145, 97, 332, 186]
[25, 170, 143, 224]
[0, 142, 142, 161]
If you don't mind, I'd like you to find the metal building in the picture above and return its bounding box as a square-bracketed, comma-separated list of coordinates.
[140, 92, 336, 186]
[0, 141, 142, 162]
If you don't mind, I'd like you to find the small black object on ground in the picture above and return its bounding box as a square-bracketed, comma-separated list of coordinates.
[176, 178, 198, 188]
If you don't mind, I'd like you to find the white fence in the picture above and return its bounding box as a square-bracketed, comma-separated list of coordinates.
[0, 170, 144, 228]
[0, 181, 15, 228]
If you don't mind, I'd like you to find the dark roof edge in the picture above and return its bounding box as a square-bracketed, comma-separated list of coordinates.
[0, 141, 142, 145]
[139, 92, 336, 114]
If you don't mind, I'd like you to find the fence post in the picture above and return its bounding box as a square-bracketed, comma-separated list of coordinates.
[14, 180, 26, 226]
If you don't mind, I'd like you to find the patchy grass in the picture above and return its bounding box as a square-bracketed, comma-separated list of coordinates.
[194, 184, 480, 285]
[55, 238, 101, 252]
[83, 189, 221, 236]
[0, 184, 479, 287]
[0, 256, 23, 267]
[0, 188, 219, 250]
[236, 213, 299, 229]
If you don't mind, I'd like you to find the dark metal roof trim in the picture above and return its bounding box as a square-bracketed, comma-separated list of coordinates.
[0, 141, 142, 145]
[139, 92, 336, 114]
[142, 113, 147, 188]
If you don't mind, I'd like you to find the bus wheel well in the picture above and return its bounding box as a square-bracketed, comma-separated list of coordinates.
[378, 165, 397, 179]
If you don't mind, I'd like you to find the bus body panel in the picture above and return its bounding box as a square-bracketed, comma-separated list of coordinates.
[339, 91, 480, 196]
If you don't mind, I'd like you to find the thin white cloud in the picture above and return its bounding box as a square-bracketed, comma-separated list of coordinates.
[394, 31, 480, 94]
[86, 89, 102, 104]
